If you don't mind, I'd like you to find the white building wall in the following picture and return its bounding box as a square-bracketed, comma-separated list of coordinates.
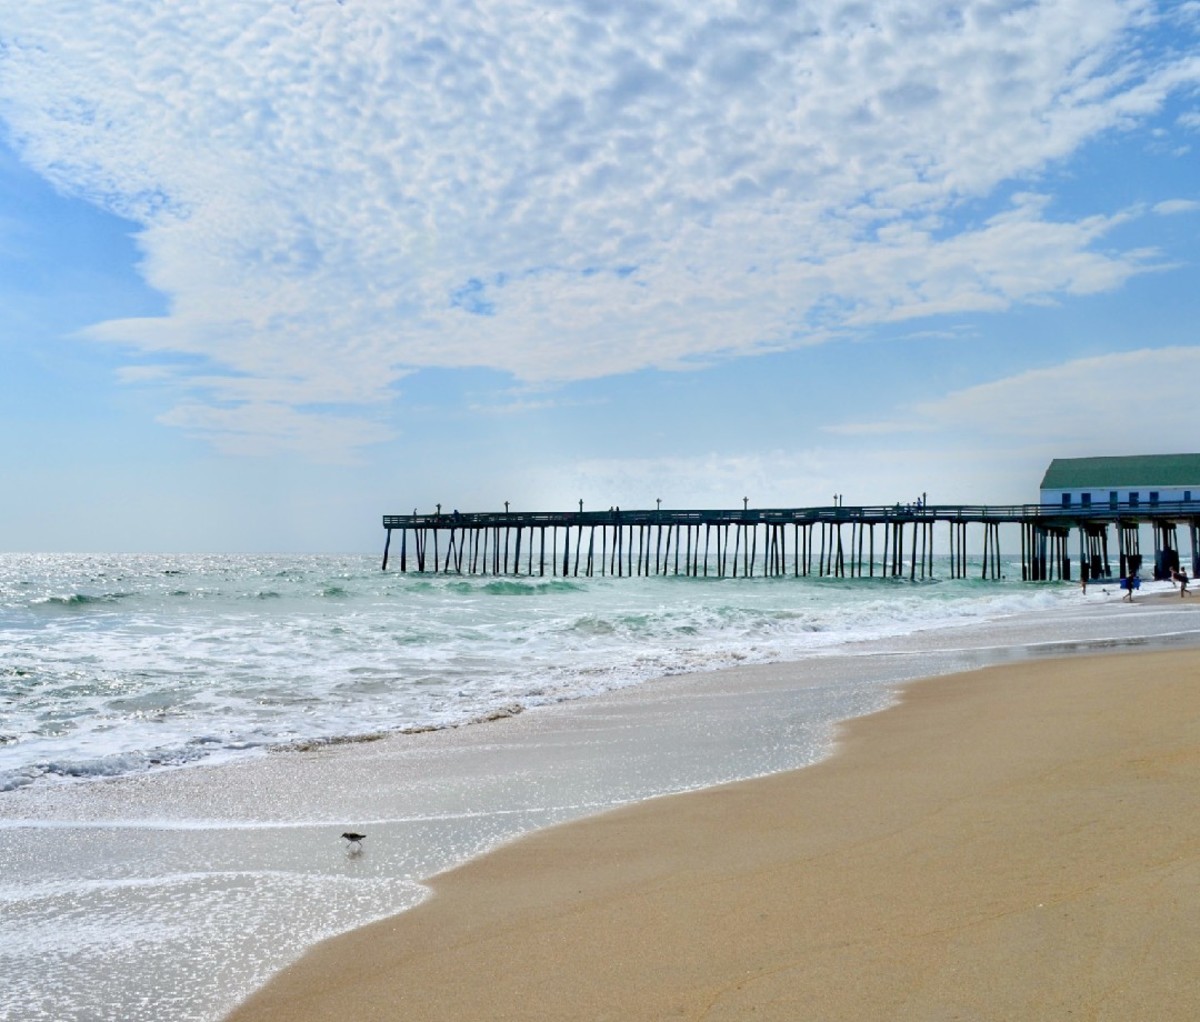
[1040, 485, 1199, 508]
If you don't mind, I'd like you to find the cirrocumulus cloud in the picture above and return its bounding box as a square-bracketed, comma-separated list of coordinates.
[0, 0, 1196, 454]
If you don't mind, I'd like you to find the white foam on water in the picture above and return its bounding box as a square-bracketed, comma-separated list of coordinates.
[0, 553, 1096, 791]
[2, 553, 1198, 1020]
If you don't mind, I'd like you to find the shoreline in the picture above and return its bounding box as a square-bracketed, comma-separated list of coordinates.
[227, 640, 1200, 1021]
[4, 588, 1197, 1021]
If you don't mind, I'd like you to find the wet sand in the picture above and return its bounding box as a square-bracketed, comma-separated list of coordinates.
[226, 645, 1200, 1021]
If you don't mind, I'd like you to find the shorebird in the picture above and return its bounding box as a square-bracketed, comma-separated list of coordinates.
[341, 831, 366, 851]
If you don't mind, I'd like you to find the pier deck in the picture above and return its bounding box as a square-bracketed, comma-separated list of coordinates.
[382, 503, 1200, 582]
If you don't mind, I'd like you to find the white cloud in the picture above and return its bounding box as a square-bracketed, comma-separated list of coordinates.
[1153, 199, 1200, 215]
[156, 401, 393, 461]
[530, 449, 840, 511]
[1, 0, 1197, 453]
[829, 346, 1200, 452]
[538, 346, 1200, 512]
[525, 442, 1047, 510]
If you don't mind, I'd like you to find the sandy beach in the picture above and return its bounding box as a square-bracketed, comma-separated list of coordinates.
[226, 644, 1200, 1021]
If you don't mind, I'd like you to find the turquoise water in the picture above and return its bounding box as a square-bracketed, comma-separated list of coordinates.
[2, 551, 1073, 791]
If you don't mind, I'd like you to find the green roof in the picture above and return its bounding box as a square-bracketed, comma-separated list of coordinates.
[1040, 454, 1200, 490]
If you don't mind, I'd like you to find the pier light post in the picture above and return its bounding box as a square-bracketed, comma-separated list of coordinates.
[743, 496, 749, 511]
[436, 503, 441, 516]
[579, 499, 584, 513]
[657, 498, 662, 511]
[505, 501, 510, 514]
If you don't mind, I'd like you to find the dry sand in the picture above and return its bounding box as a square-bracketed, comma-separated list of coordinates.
[227, 647, 1200, 1021]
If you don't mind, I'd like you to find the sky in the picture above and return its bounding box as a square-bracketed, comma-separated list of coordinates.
[1, 0, 1198, 553]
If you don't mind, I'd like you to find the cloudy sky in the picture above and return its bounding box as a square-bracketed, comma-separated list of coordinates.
[1, 0, 1198, 552]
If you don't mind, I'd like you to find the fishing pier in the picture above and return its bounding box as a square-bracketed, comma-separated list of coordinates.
[382, 502, 1200, 583]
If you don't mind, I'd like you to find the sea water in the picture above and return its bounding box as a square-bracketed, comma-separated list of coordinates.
[0, 551, 1092, 792]
[1, 552, 1197, 1021]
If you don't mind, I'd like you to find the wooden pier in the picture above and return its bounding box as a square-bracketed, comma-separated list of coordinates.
[382, 503, 1200, 582]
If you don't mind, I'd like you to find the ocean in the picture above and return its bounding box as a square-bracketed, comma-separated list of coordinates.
[1, 551, 1196, 1021]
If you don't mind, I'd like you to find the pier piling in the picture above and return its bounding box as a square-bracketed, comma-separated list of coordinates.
[381, 503, 1198, 583]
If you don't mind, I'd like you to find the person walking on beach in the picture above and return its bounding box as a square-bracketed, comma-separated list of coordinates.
[1122, 571, 1138, 602]
[1172, 567, 1190, 597]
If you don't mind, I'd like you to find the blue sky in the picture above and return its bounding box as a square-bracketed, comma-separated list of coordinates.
[1, 0, 1198, 553]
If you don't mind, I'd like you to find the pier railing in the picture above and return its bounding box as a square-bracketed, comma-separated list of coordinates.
[381, 503, 1200, 582]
